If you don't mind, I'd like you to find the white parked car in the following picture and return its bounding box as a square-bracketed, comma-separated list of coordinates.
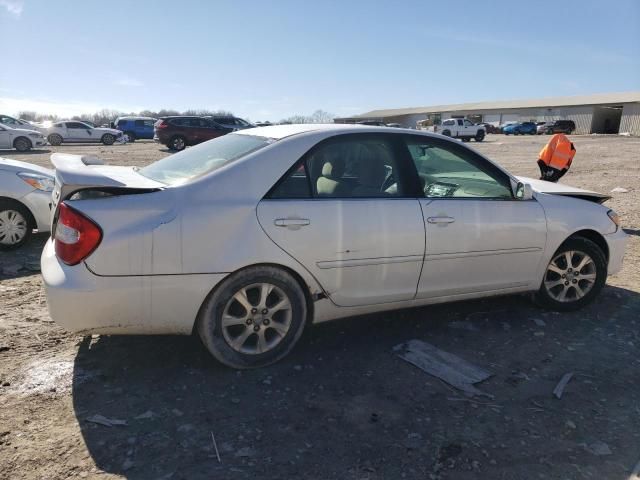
[42, 125, 627, 368]
[45, 121, 123, 146]
[0, 123, 48, 152]
[537, 122, 552, 135]
[0, 115, 48, 134]
[434, 118, 485, 142]
[0, 158, 54, 248]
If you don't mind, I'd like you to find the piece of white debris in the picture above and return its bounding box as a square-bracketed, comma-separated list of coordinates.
[86, 414, 127, 427]
[395, 339, 493, 397]
[584, 441, 612, 456]
[610, 187, 629, 193]
[134, 410, 155, 420]
[553, 372, 574, 399]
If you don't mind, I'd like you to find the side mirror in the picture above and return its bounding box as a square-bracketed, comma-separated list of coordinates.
[515, 182, 533, 200]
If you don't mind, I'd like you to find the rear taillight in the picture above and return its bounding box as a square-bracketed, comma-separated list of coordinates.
[156, 121, 168, 129]
[54, 203, 102, 266]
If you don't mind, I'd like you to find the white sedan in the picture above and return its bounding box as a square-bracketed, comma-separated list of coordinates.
[0, 123, 48, 152]
[45, 121, 123, 146]
[0, 158, 54, 248]
[42, 125, 627, 368]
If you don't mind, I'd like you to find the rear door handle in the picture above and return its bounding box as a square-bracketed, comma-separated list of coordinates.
[274, 218, 310, 228]
[427, 216, 455, 224]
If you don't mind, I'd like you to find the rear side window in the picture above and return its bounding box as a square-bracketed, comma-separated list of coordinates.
[170, 118, 187, 126]
[269, 163, 311, 198]
[139, 133, 272, 185]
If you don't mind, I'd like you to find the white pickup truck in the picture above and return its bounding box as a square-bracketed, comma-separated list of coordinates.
[434, 118, 485, 142]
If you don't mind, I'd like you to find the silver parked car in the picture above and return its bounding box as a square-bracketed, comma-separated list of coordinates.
[0, 158, 54, 248]
[42, 125, 627, 368]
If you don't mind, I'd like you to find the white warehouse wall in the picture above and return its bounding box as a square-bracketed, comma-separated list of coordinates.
[620, 104, 640, 136]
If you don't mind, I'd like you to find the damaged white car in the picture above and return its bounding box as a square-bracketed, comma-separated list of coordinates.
[41, 124, 627, 368]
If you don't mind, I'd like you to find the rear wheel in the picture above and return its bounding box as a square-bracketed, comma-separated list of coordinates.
[197, 266, 308, 369]
[48, 134, 63, 146]
[102, 133, 115, 145]
[13, 137, 32, 152]
[169, 135, 186, 151]
[475, 131, 485, 142]
[534, 237, 607, 311]
[0, 200, 33, 250]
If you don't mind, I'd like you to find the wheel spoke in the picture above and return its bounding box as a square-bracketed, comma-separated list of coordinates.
[228, 328, 253, 351]
[557, 285, 569, 301]
[573, 284, 586, 299]
[564, 251, 574, 269]
[258, 283, 273, 309]
[256, 330, 268, 353]
[269, 298, 291, 314]
[575, 255, 594, 273]
[269, 321, 288, 336]
[221, 314, 248, 328]
[544, 279, 565, 289]
[547, 263, 565, 276]
[579, 273, 597, 282]
[233, 288, 253, 313]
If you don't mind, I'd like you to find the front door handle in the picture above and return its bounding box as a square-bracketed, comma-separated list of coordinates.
[427, 216, 455, 224]
[274, 218, 310, 228]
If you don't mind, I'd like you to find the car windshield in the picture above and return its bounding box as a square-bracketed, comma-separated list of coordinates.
[138, 133, 273, 185]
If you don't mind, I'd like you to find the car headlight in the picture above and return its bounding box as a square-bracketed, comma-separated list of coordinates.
[28, 132, 43, 138]
[607, 210, 621, 231]
[17, 172, 55, 192]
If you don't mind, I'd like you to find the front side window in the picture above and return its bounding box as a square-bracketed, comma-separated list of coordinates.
[463, 120, 473, 126]
[67, 122, 88, 129]
[139, 133, 272, 185]
[404, 136, 512, 199]
[269, 134, 408, 199]
[135, 120, 145, 127]
[143, 120, 155, 127]
[457, 119, 464, 126]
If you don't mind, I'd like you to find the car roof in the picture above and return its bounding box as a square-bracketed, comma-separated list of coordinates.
[116, 116, 157, 120]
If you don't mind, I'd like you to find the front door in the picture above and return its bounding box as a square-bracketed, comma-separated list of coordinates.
[257, 133, 426, 307]
[402, 134, 547, 299]
[66, 122, 94, 142]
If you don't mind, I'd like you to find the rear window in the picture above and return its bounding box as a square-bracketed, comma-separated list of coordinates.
[138, 133, 273, 185]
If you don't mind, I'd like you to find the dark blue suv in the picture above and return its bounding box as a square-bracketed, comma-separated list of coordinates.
[112, 116, 157, 141]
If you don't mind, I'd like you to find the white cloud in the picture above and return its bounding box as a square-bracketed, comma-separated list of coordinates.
[0, 96, 142, 118]
[114, 76, 144, 87]
[0, 0, 23, 16]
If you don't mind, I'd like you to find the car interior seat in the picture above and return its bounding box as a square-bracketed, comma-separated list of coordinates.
[316, 155, 350, 196]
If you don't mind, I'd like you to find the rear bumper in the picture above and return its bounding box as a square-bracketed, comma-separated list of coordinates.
[605, 228, 628, 275]
[41, 239, 227, 335]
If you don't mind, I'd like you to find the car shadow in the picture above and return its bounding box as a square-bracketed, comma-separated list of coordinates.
[71, 285, 640, 479]
[0, 149, 51, 155]
[623, 228, 640, 237]
[0, 233, 48, 279]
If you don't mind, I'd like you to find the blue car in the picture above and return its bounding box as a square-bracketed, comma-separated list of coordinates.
[112, 116, 157, 142]
[503, 121, 537, 135]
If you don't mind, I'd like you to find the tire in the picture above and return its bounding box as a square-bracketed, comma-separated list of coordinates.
[125, 132, 136, 142]
[441, 130, 451, 137]
[48, 134, 63, 146]
[475, 131, 485, 142]
[169, 136, 186, 151]
[101, 133, 115, 145]
[534, 237, 607, 312]
[13, 137, 32, 152]
[0, 200, 34, 250]
[197, 266, 308, 369]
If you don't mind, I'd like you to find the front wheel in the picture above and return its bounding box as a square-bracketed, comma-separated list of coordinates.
[102, 133, 115, 145]
[534, 237, 607, 311]
[197, 266, 308, 368]
[14, 137, 32, 152]
[475, 131, 485, 142]
[0, 200, 33, 250]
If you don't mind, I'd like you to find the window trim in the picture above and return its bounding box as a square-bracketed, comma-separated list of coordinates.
[400, 134, 516, 201]
[264, 132, 423, 201]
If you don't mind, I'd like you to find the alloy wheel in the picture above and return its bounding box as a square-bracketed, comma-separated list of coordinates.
[0, 209, 28, 246]
[221, 283, 292, 355]
[173, 137, 185, 150]
[544, 250, 597, 302]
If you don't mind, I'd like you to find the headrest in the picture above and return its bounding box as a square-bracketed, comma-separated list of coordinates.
[321, 159, 345, 179]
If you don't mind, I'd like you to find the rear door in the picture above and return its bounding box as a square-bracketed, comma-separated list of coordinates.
[403, 135, 547, 298]
[257, 133, 426, 307]
[0, 125, 10, 148]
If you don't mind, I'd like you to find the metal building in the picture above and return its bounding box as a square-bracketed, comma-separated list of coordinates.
[335, 92, 640, 135]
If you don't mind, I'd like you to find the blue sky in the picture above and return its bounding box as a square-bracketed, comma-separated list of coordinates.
[0, 0, 638, 121]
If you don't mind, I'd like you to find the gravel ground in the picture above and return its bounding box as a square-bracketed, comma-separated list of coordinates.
[0, 134, 639, 480]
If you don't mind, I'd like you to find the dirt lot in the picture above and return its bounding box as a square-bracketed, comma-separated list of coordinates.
[1, 135, 639, 480]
